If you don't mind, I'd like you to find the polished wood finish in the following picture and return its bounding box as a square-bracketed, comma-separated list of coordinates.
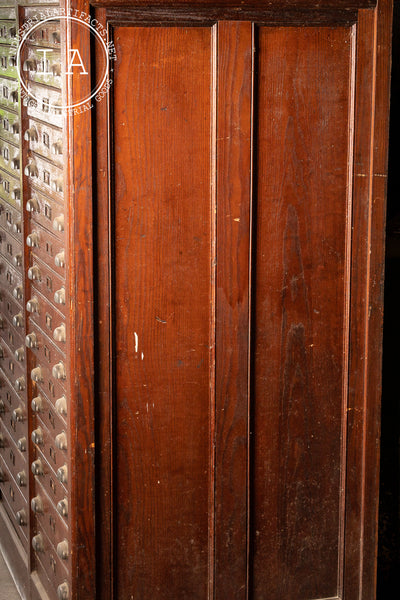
[112, 25, 213, 598]
[65, 1, 96, 598]
[0, 1, 392, 599]
[92, 0, 376, 9]
[91, 2, 392, 599]
[252, 25, 355, 600]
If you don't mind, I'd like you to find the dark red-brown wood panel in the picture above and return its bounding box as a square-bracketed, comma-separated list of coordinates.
[112, 25, 214, 599]
[251, 26, 355, 600]
[90, 3, 392, 600]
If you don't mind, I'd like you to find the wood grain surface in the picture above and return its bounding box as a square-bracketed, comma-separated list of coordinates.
[91, 3, 392, 600]
[112, 25, 213, 599]
[251, 25, 355, 599]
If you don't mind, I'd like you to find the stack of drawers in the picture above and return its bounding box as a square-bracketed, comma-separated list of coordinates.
[0, 0, 28, 560]
[0, 2, 69, 598]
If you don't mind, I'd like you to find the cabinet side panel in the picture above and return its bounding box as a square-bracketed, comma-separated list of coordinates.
[112, 25, 213, 600]
[252, 26, 354, 599]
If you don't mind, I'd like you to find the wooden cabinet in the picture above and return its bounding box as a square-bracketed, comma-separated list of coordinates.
[0, 1, 393, 599]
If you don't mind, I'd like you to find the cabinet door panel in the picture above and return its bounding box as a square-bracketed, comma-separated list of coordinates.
[252, 26, 354, 600]
[113, 25, 214, 599]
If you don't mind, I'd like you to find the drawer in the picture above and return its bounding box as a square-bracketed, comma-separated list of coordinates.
[0, 258, 23, 303]
[23, 12, 60, 49]
[32, 452, 67, 505]
[23, 45, 61, 89]
[27, 290, 66, 355]
[0, 372, 27, 444]
[25, 189, 63, 239]
[30, 346, 66, 407]
[0, 315, 24, 352]
[0, 289, 25, 335]
[0, 419, 27, 478]
[0, 200, 22, 237]
[0, 76, 19, 111]
[25, 221, 65, 278]
[0, 167, 20, 209]
[25, 152, 63, 201]
[0, 137, 19, 175]
[35, 553, 68, 600]
[0, 307, 25, 350]
[0, 461, 28, 552]
[25, 118, 63, 168]
[0, 226, 23, 269]
[31, 416, 67, 473]
[28, 253, 65, 314]
[0, 22, 17, 46]
[0, 335, 25, 381]
[32, 480, 68, 548]
[34, 471, 68, 526]
[33, 526, 69, 599]
[31, 389, 66, 436]
[0, 106, 20, 144]
[0, 45, 17, 78]
[25, 80, 63, 128]
[0, 450, 29, 505]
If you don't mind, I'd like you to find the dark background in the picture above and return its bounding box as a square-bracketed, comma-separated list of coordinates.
[377, 1, 400, 596]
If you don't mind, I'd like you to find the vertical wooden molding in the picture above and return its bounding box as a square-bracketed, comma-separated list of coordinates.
[215, 20, 253, 600]
[209, 21, 217, 600]
[362, 0, 393, 596]
[64, 0, 96, 598]
[338, 22, 357, 599]
[344, 2, 393, 598]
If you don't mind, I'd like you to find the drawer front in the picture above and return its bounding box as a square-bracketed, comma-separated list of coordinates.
[0, 419, 27, 478]
[0, 460, 28, 552]
[27, 292, 65, 354]
[28, 254, 65, 314]
[0, 44, 17, 78]
[0, 76, 19, 111]
[0, 138, 20, 176]
[0, 200, 22, 236]
[28, 320, 66, 399]
[24, 188, 63, 238]
[32, 453, 67, 506]
[23, 45, 61, 89]
[25, 118, 63, 168]
[25, 152, 63, 202]
[32, 482, 68, 549]
[0, 226, 23, 270]
[0, 106, 20, 145]
[31, 416, 67, 473]
[34, 527, 69, 599]
[0, 307, 25, 349]
[0, 373, 27, 445]
[0, 450, 29, 504]
[33, 392, 66, 439]
[0, 259, 23, 303]
[0, 21, 17, 44]
[25, 81, 62, 128]
[22, 15, 60, 50]
[0, 167, 20, 209]
[25, 221, 65, 278]
[0, 336, 25, 381]
[0, 289, 25, 335]
[35, 552, 67, 600]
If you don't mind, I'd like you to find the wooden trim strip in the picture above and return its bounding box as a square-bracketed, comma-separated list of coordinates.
[104, 7, 359, 26]
[92, 0, 375, 10]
